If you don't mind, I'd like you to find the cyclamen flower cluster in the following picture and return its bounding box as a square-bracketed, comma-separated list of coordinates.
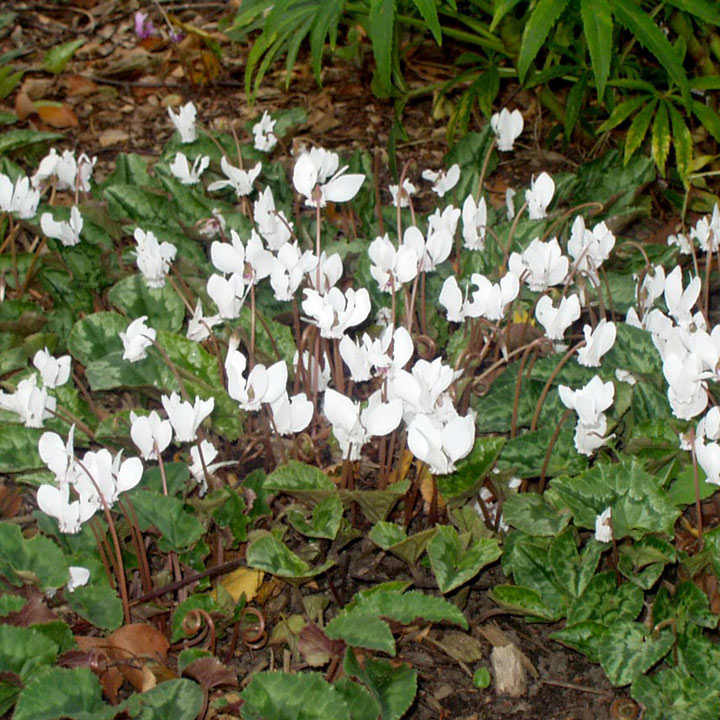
[0, 348, 71, 428]
[36, 427, 143, 533]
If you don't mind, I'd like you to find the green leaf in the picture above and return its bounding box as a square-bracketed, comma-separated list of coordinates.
[427, 525, 501, 594]
[326, 613, 396, 655]
[411, 0, 442, 45]
[126, 679, 204, 720]
[368, 0, 395, 95]
[0, 594, 25, 616]
[473, 667, 491, 689]
[651, 101, 671, 176]
[566, 571, 644, 627]
[68, 312, 126, 366]
[246, 534, 333, 578]
[617, 535, 676, 589]
[692, 100, 720, 144]
[131, 490, 205, 552]
[345, 587, 468, 629]
[663, 0, 720, 24]
[0, 425, 43, 473]
[564, 71, 587, 141]
[546, 458, 680, 539]
[596, 621, 674, 686]
[241, 672, 350, 720]
[287, 495, 343, 539]
[0, 66, 23, 100]
[609, 0, 688, 96]
[490, 0, 524, 31]
[488, 584, 560, 621]
[0, 624, 57, 679]
[0, 521, 68, 589]
[548, 529, 603, 600]
[0, 130, 62, 156]
[265, 461, 335, 493]
[108, 274, 185, 333]
[13, 667, 115, 720]
[501, 493, 570, 536]
[344, 649, 417, 720]
[517, 0, 571, 82]
[624, 98, 657, 164]
[333, 678, 381, 720]
[66, 584, 123, 631]
[653, 581, 718, 632]
[598, 95, 653, 133]
[368, 524, 436, 565]
[632, 666, 720, 720]
[43, 39, 84, 74]
[580, 0, 613, 98]
[437, 436, 505, 504]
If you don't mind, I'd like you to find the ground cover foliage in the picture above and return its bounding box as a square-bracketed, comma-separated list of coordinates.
[0, 96, 720, 720]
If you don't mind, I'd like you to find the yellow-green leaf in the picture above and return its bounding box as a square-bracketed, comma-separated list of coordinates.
[668, 102, 693, 184]
[624, 98, 657, 165]
[651, 101, 670, 177]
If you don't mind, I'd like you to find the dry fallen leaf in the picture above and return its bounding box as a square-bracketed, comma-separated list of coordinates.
[217, 567, 264, 603]
[182, 656, 238, 690]
[106, 623, 171, 692]
[35, 102, 79, 128]
[98, 128, 130, 148]
[14, 90, 35, 121]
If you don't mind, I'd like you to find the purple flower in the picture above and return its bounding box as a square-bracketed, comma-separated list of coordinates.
[134, 11, 157, 40]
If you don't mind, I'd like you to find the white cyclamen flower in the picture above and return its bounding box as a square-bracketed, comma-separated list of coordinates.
[695, 436, 720, 485]
[421, 164, 460, 198]
[120, 316, 156, 362]
[324, 389, 402, 461]
[462, 194, 487, 251]
[664, 266, 701, 328]
[0, 174, 40, 218]
[594, 507, 613, 543]
[186, 301, 222, 342]
[161, 393, 214, 443]
[508, 237, 569, 292]
[169, 152, 209, 185]
[465, 272, 520, 322]
[506, 188, 516, 221]
[130, 410, 173, 460]
[491, 108, 524, 151]
[253, 111, 278, 152]
[208, 157, 261, 197]
[211, 229, 274, 284]
[368, 234, 419, 292]
[577, 320, 617, 367]
[134, 229, 176, 289]
[567, 216, 615, 284]
[525, 172, 555, 220]
[270, 242, 315, 301]
[254, 186, 293, 250]
[37, 484, 96, 534]
[0, 375, 56, 428]
[189, 440, 234, 494]
[39, 427, 76, 486]
[407, 410, 476, 475]
[270, 392, 314, 436]
[33, 347, 71, 388]
[302, 287, 371, 339]
[535, 294, 581, 341]
[292, 147, 364, 208]
[225, 345, 287, 412]
[167, 102, 198, 143]
[67, 566, 91, 592]
[41, 206, 83, 247]
[307, 251, 343, 293]
[388, 178, 417, 208]
[206, 272, 247, 320]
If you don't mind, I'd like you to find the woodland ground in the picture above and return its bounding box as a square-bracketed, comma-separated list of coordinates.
[1, 1, 693, 717]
